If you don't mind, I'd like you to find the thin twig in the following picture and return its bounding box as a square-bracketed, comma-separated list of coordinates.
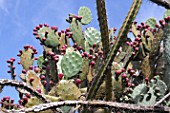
[6, 100, 170, 113]
[155, 92, 170, 106]
[0, 79, 48, 103]
[149, 0, 170, 9]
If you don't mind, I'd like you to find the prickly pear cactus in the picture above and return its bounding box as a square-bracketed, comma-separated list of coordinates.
[25, 97, 53, 113]
[132, 83, 157, 106]
[145, 18, 157, 29]
[80, 58, 89, 80]
[37, 55, 44, 70]
[163, 22, 170, 91]
[70, 18, 84, 47]
[140, 55, 152, 78]
[26, 70, 44, 94]
[20, 48, 34, 70]
[150, 76, 167, 97]
[84, 41, 90, 53]
[56, 80, 81, 100]
[84, 27, 101, 46]
[78, 6, 92, 25]
[132, 77, 167, 106]
[37, 26, 59, 48]
[61, 51, 83, 79]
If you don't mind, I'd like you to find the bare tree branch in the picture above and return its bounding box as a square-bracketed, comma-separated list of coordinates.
[155, 92, 170, 106]
[149, 0, 170, 9]
[5, 100, 170, 113]
[0, 79, 48, 103]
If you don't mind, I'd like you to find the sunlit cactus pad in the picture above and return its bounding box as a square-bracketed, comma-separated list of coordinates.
[78, 6, 92, 25]
[84, 27, 101, 45]
[145, 18, 157, 29]
[56, 80, 81, 100]
[61, 51, 83, 78]
[37, 27, 59, 48]
[26, 70, 44, 94]
[20, 48, 34, 70]
[70, 18, 84, 47]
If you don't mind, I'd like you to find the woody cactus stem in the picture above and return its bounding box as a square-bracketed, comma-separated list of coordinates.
[96, 0, 112, 102]
[149, 0, 170, 9]
[86, 0, 142, 100]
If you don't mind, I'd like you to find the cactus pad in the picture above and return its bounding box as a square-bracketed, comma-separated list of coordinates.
[70, 18, 84, 47]
[150, 77, 167, 96]
[132, 83, 157, 106]
[20, 48, 34, 70]
[78, 6, 92, 25]
[25, 97, 42, 108]
[85, 41, 90, 53]
[84, 27, 101, 46]
[141, 55, 152, 78]
[145, 18, 157, 29]
[61, 51, 83, 78]
[164, 10, 170, 18]
[80, 58, 89, 80]
[56, 80, 81, 100]
[37, 27, 59, 48]
[37, 55, 44, 69]
[164, 23, 170, 65]
[26, 70, 44, 94]
[132, 76, 167, 106]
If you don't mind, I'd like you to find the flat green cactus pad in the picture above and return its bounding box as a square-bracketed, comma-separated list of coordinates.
[38, 27, 59, 48]
[61, 51, 83, 78]
[56, 80, 81, 100]
[78, 6, 92, 25]
[132, 83, 157, 106]
[84, 27, 101, 46]
[70, 18, 84, 47]
[145, 18, 157, 29]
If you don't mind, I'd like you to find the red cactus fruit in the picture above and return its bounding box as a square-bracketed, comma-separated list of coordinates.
[58, 73, 64, 80]
[75, 79, 81, 85]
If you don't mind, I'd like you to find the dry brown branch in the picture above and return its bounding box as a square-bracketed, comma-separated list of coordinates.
[5, 100, 170, 113]
[149, 0, 170, 9]
[0, 79, 48, 103]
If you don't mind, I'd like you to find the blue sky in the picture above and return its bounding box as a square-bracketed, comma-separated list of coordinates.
[0, 0, 166, 103]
